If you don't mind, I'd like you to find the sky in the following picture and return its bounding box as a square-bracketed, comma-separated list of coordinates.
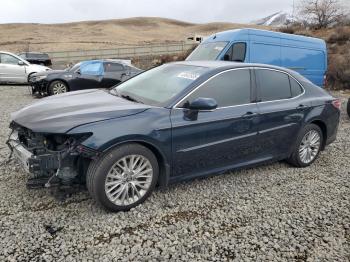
[0, 0, 298, 24]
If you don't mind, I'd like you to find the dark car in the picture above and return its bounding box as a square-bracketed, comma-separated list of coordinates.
[29, 59, 142, 96]
[18, 52, 52, 67]
[7, 61, 340, 211]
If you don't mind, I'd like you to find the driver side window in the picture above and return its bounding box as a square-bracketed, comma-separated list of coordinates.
[0, 54, 20, 65]
[80, 62, 104, 76]
[181, 69, 251, 108]
[224, 42, 246, 62]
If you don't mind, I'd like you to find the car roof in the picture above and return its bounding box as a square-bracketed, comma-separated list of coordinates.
[0, 51, 18, 55]
[83, 59, 132, 65]
[173, 60, 291, 71]
[202, 28, 326, 48]
[171, 60, 310, 83]
[19, 52, 48, 54]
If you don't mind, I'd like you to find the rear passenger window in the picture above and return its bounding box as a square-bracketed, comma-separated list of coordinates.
[104, 63, 124, 72]
[183, 69, 251, 107]
[257, 69, 291, 101]
[290, 77, 303, 97]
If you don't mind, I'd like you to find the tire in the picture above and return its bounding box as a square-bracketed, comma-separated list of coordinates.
[287, 124, 323, 168]
[86, 143, 159, 212]
[27, 72, 36, 83]
[48, 80, 68, 95]
[347, 98, 350, 118]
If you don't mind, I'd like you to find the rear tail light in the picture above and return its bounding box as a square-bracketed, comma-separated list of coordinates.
[332, 99, 341, 110]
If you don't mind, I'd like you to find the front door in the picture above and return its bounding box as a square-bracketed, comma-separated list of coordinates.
[0, 53, 26, 83]
[70, 61, 103, 90]
[170, 68, 261, 179]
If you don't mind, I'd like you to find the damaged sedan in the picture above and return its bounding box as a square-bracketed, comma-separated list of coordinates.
[8, 61, 340, 211]
[29, 59, 142, 96]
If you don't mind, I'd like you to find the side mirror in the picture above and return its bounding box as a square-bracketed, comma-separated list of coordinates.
[223, 54, 230, 61]
[188, 97, 217, 111]
[18, 61, 25, 66]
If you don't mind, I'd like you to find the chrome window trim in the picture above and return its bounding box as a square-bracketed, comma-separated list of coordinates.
[173, 66, 306, 110]
[253, 67, 306, 104]
[174, 68, 253, 109]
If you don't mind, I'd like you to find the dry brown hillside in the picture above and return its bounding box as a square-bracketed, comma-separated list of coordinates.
[0, 17, 267, 52]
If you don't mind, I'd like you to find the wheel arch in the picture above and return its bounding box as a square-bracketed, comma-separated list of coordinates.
[309, 119, 327, 150]
[27, 72, 36, 82]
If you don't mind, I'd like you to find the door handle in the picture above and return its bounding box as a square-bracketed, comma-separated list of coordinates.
[242, 111, 258, 118]
[297, 104, 307, 109]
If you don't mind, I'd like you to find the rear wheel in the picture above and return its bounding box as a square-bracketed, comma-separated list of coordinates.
[49, 80, 68, 95]
[287, 124, 323, 167]
[86, 144, 159, 212]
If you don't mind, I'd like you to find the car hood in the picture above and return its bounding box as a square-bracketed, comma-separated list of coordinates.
[11, 89, 152, 133]
[28, 64, 51, 72]
[32, 70, 65, 77]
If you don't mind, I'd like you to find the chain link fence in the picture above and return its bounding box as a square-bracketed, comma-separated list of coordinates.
[48, 43, 197, 69]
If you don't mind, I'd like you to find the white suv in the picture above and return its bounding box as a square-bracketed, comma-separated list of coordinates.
[0, 51, 51, 84]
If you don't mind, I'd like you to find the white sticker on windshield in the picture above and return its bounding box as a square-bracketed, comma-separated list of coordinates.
[177, 72, 200, 80]
[214, 46, 224, 51]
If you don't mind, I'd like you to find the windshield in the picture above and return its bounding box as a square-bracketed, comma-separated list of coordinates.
[67, 62, 81, 72]
[187, 41, 229, 61]
[113, 64, 209, 106]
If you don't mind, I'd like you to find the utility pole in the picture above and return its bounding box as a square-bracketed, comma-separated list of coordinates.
[292, 0, 295, 20]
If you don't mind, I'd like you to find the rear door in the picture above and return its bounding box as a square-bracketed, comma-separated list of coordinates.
[170, 68, 260, 179]
[102, 62, 125, 88]
[281, 45, 326, 86]
[0, 53, 26, 83]
[255, 68, 307, 158]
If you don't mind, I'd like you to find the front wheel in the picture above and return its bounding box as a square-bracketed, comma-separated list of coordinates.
[48, 80, 68, 95]
[287, 124, 323, 167]
[86, 144, 159, 212]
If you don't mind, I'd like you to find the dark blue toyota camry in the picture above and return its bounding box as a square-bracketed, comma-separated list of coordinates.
[8, 61, 340, 211]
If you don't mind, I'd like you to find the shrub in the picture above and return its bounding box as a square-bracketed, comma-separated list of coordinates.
[327, 52, 350, 89]
[327, 27, 350, 44]
[279, 27, 296, 34]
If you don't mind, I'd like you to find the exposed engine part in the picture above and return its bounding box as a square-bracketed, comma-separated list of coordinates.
[57, 167, 77, 186]
[27, 176, 60, 189]
[7, 123, 97, 188]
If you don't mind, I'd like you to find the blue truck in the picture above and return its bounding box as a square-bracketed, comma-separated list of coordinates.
[186, 28, 327, 87]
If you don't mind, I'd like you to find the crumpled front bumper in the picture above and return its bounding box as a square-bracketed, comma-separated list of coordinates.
[7, 131, 59, 175]
[29, 78, 49, 94]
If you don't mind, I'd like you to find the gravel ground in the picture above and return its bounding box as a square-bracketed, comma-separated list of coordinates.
[0, 86, 349, 262]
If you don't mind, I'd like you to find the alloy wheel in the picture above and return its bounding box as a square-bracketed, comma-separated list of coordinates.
[52, 82, 67, 94]
[104, 155, 153, 206]
[298, 130, 321, 164]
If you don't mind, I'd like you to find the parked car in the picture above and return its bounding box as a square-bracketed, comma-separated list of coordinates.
[8, 61, 340, 211]
[187, 28, 327, 87]
[18, 52, 52, 67]
[0, 51, 51, 84]
[29, 59, 143, 96]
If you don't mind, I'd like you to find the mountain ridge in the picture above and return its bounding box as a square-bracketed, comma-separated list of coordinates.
[0, 17, 268, 52]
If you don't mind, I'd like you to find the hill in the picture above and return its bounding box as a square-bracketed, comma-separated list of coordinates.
[0, 17, 268, 52]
